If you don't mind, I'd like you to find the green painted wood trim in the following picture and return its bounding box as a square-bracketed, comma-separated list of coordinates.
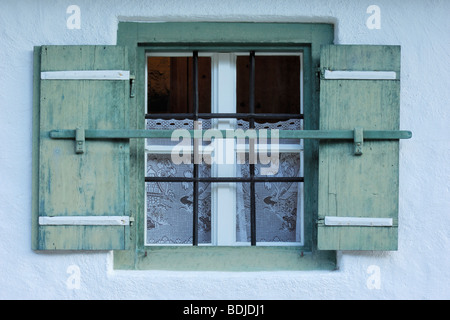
[114, 247, 337, 271]
[318, 226, 398, 251]
[32, 47, 42, 250]
[114, 22, 336, 270]
[134, 47, 147, 267]
[320, 45, 401, 72]
[38, 225, 129, 250]
[119, 22, 334, 47]
[302, 45, 317, 253]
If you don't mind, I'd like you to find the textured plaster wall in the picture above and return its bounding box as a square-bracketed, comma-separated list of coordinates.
[0, 0, 449, 299]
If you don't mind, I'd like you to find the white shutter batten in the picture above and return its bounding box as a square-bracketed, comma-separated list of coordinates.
[324, 216, 393, 227]
[39, 216, 130, 226]
[41, 70, 130, 80]
[323, 70, 397, 80]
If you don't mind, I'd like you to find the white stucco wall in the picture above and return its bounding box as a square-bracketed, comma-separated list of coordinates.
[0, 0, 449, 300]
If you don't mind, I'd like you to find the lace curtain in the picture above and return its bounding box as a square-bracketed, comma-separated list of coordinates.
[145, 118, 302, 245]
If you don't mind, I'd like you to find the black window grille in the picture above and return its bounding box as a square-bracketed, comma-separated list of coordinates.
[145, 51, 304, 246]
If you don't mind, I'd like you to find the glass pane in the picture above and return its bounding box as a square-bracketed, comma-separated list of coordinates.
[255, 181, 302, 243]
[147, 56, 211, 114]
[234, 118, 302, 155]
[198, 181, 212, 244]
[146, 118, 212, 148]
[237, 153, 303, 244]
[146, 153, 192, 178]
[236, 182, 251, 243]
[236, 55, 300, 116]
[145, 154, 211, 245]
[146, 181, 193, 245]
[236, 181, 303, 244]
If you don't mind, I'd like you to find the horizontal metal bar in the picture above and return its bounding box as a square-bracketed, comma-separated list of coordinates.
[41, 70, 130, 80]
[49, 129, 412, 140]
[145, 143, 303, 154]
[363, 130, 412, 140]
[39, 216, 130, 226]
[323, 70, 397, 80]
[324, 216, 393, 227]
[145, 113, 304, 120]
[145, 177, 304, 183]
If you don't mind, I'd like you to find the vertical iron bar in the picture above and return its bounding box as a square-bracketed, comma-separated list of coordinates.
[249, 51, 256, 246]
[192, 51, 199, 246]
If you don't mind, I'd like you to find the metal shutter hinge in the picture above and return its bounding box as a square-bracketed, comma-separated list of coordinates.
[130, 75, 135, 98]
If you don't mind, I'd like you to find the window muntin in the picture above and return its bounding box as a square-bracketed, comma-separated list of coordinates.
[144, 52, 304, 246]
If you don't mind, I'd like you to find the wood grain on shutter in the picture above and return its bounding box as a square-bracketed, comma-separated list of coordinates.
[34, 46, 130, 250]
[317, 45, 401, 251]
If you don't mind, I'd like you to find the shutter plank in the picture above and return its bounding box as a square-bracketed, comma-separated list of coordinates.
[318, 45, 401, 251]
[38, 226, 127, 250]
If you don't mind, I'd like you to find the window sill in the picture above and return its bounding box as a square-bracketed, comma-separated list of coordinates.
[113, 247, 336, 271]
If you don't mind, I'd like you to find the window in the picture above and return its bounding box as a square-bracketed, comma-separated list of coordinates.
[145, 52, 304, 246]
[32, 23, 411, 270]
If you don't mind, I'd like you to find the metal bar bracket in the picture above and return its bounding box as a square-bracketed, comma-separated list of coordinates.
[354, 127, 364, 156]
[75, 127, 85, 154]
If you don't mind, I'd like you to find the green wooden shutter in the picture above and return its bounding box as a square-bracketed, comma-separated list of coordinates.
[317, 45, 401, 251]
[33, 46, 131, 250]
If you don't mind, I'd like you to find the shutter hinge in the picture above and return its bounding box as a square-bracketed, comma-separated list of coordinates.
[318, 67, 326, 79]
[316, 67, 323, 91]
[129, 75, 136, 98]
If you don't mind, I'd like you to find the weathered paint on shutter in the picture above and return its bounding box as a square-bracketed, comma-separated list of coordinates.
[33, 46, 130, 250]
[317, 45, 401, 250]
